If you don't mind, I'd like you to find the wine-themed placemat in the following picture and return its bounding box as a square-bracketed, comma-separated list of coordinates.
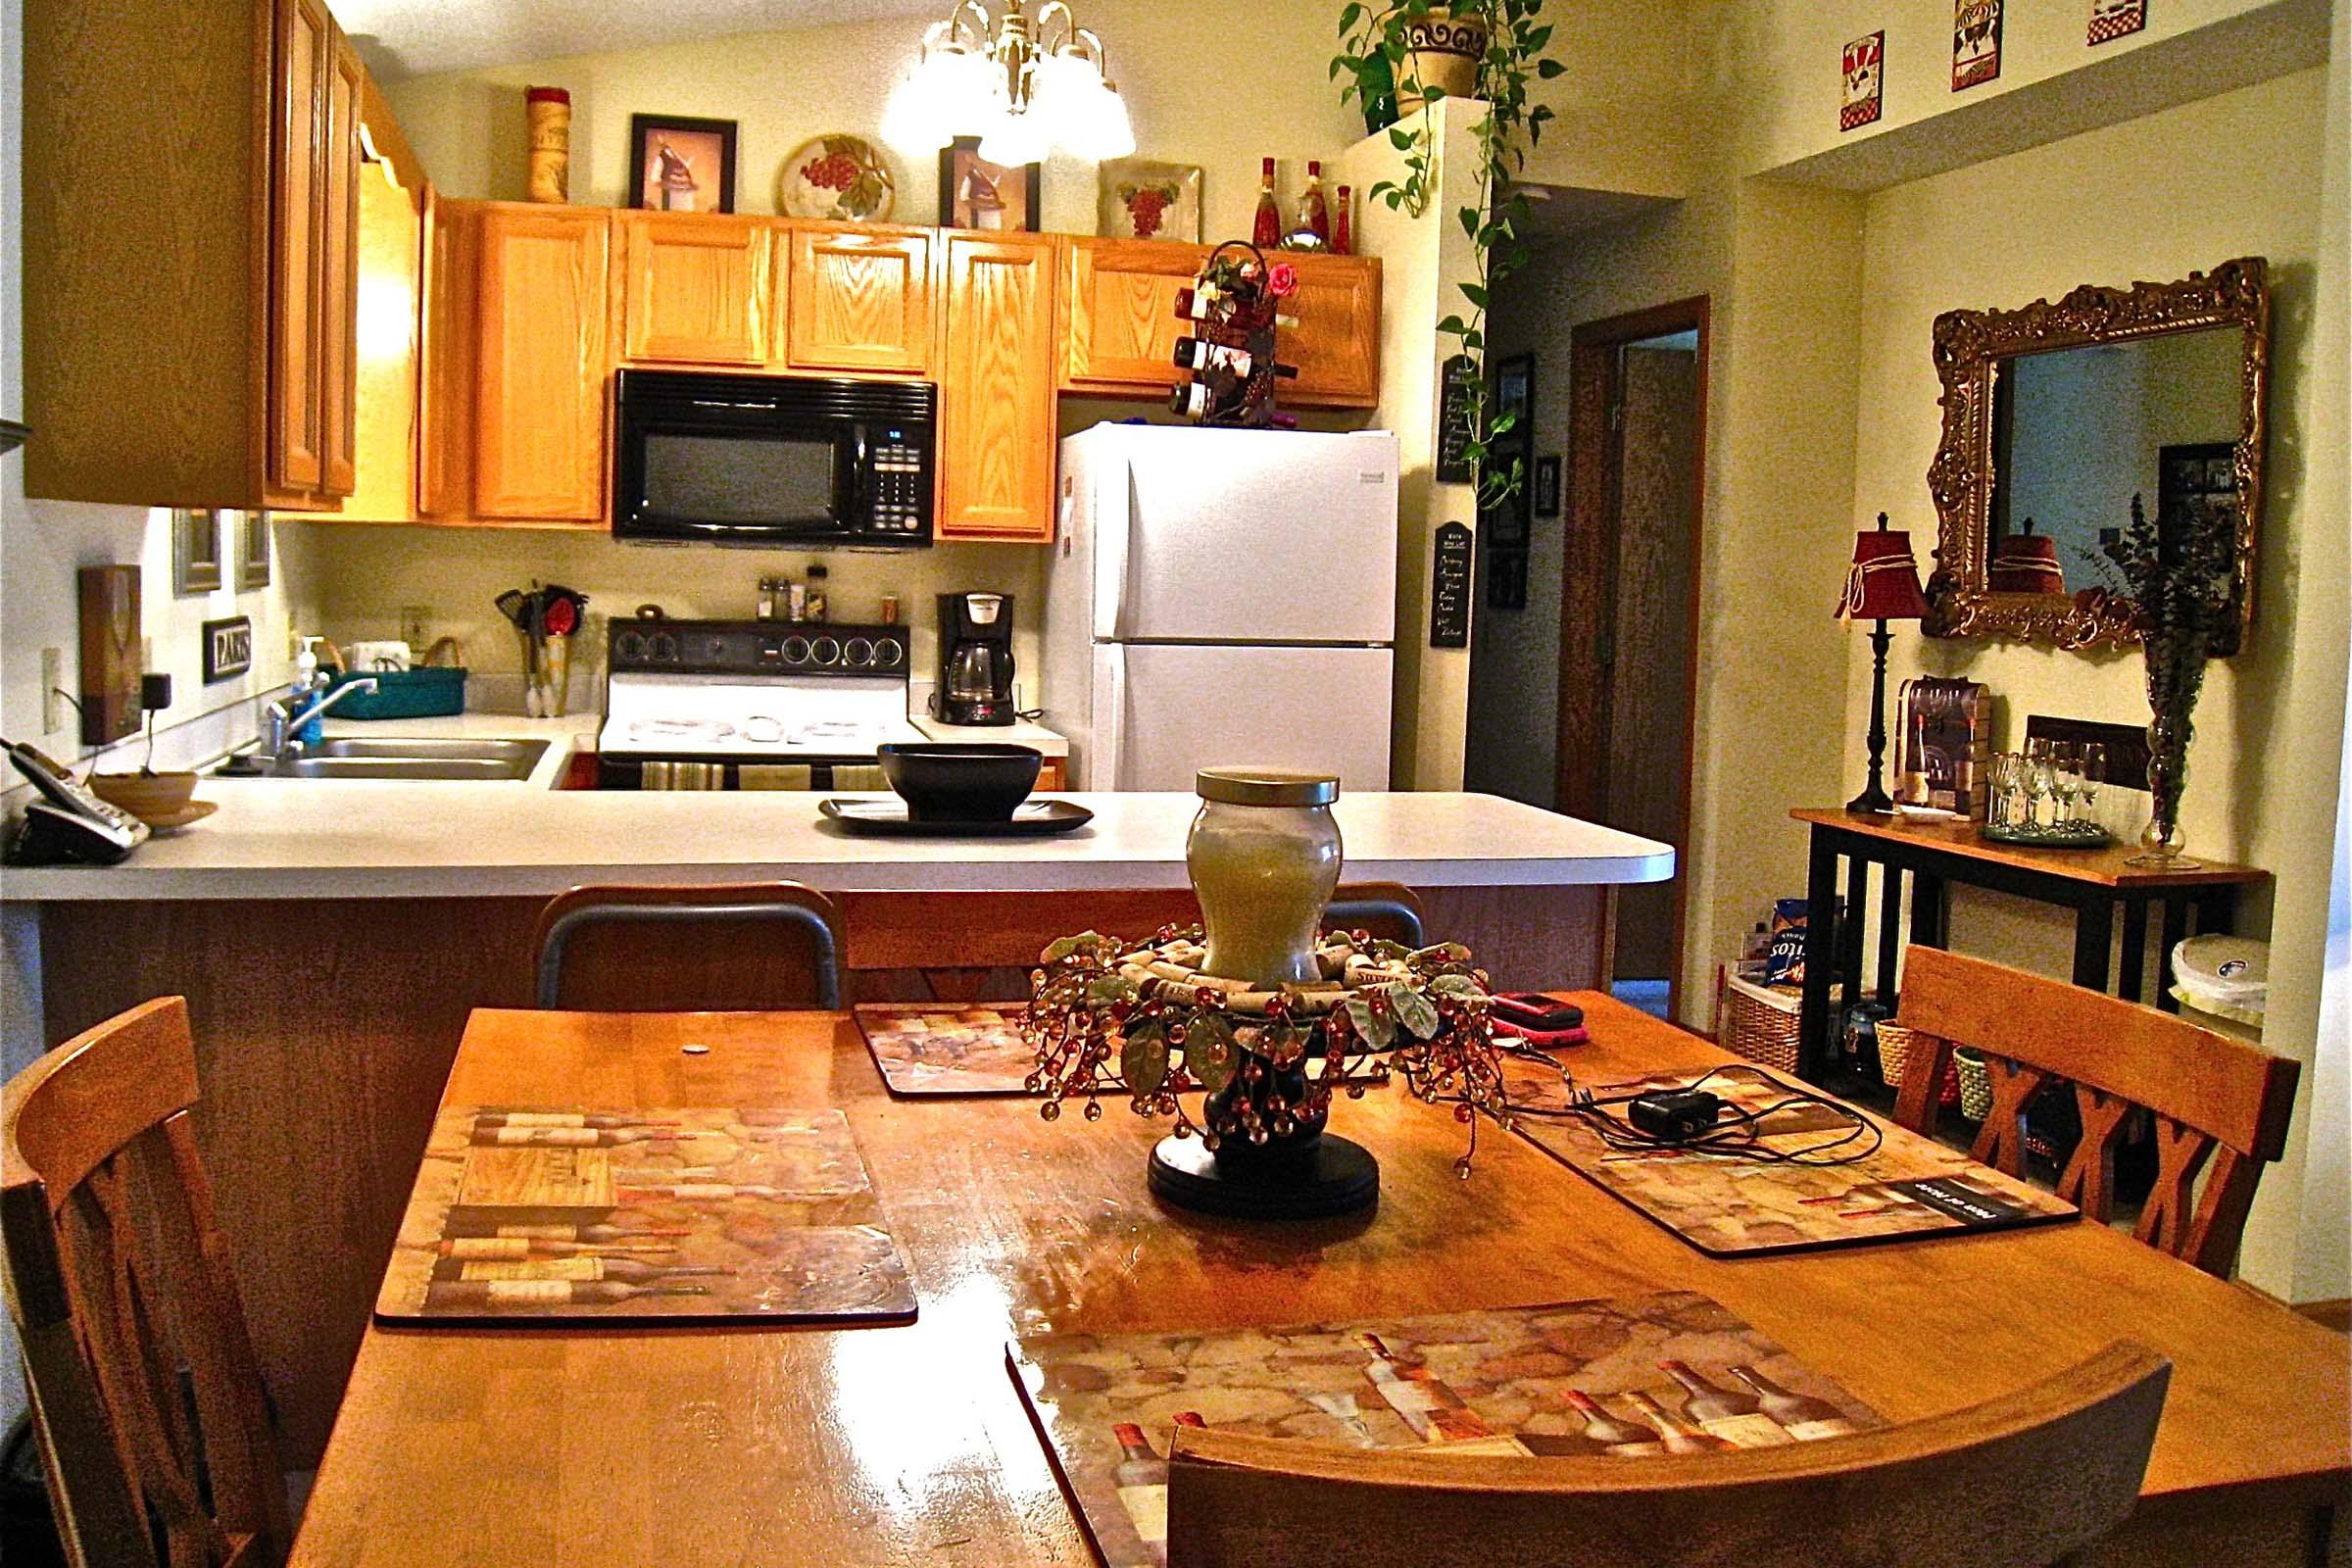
[1503, 1061, 2077, 1257]
[375, 1105, 917, 1324]
[1010, 1291, 1880, 1568]
[855, 1002, 1041, 1096]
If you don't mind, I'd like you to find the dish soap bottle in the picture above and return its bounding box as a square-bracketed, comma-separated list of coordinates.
[290, 636, 328, 747]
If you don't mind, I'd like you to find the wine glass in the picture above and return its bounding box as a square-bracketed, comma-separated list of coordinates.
[1988, 753, 2018, 829]
[2050, 742, 2081, 825]
[2026, 755, 2056, 830]
[2080, 744, 2108, 829]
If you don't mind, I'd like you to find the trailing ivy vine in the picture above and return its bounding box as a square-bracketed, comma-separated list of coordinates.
[1333, 0, 1562, 512]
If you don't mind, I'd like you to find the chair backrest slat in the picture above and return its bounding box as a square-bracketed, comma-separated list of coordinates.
[3, 998, 291, 1568]
[530, 882, 845, 1011]
[1165, 1342, 2170, 1568]
[1892, 946, 2298, 1277]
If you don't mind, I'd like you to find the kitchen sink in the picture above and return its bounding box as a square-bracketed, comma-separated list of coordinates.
[218, 738, 552, 781]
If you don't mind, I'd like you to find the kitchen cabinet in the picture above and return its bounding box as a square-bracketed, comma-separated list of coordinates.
[1061, 238, 1381, 410]
[24, 0, 367, 509]
[785, 226, 934, 373]
[471, 204, 612, 522]
[617, 212, 772, 367]
[936, 234, 1059, 542]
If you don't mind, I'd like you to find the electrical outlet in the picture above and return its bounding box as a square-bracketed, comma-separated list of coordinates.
[41, 647, 64, 733]
[400, 605, 432, 648]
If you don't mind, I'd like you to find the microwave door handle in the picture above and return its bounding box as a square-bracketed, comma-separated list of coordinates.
[843, 429, 868, 526]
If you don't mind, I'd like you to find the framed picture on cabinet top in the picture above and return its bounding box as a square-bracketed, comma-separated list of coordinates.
[1098, 158, 1203, 242]
[628, 114, 738, 214]
[941, 137, 1041, 232]
[172, 508, 221, 596]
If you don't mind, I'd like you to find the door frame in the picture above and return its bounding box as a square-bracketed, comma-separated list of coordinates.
[1556, 296, 1710, 1017]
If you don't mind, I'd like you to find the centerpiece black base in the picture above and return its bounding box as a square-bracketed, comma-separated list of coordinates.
[1147, 1132, 1379, 1219]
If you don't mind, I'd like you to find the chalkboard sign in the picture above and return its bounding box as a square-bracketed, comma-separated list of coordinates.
[1436, 355, 1478, 484]
[1430, 521, 1473, 648]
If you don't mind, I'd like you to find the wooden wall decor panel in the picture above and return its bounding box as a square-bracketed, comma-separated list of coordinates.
[938, 234, 1058, 541]
[620, 212, 769, 366]
[23, 0, 271, 506]
[785, 227, 933, 373]
[1285, 254, 1382, 408]
[473, 204, 610, 520]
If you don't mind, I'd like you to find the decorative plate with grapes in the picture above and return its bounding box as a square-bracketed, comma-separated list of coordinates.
[780, 135, 896, 222]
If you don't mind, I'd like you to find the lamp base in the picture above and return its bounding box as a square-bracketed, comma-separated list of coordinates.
[1845, 783, 1896, 815]
[1148, 1132, 1379, 1220]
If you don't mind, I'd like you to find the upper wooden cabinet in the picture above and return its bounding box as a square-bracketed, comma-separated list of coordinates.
[617, 212, 772, 367]
[785, 227, 933, 373]
[1061, 238, 1381, 410]
[24, 0, 366, 509]
[471, 205, 611, 521]
[937, 234, 1059, 542]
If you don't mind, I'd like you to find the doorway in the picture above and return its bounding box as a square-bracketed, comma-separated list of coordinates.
[1558, 300, 1709, 1020]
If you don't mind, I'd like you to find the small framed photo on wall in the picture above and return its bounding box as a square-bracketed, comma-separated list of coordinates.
[628, 114, 739, 213]
[940, 137, 1041, 232]
[1493, 353, 1535, 439]
[1535, 454, 1562, 518]
[172, 508, 221, 596]
[238, 510, 271, 591]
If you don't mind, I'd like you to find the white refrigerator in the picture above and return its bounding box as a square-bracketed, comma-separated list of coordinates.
[1042, 424, 1399, 792]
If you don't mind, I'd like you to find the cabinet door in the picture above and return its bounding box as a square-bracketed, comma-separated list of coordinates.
[1061, 238, 1207, 394]
[416, 190, 475, 518]
[785, 226, 932, 373]
[619, 212, 769, 366]
[473, 205, 610, 521]
[267, 0, 332, 494]
[938, 235, 1058, 543]
[1285, 255, 1381, 409]
[318, 28, 363, 495]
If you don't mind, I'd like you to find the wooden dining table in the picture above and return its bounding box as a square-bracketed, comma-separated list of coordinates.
[290, 995, 2349, 1567]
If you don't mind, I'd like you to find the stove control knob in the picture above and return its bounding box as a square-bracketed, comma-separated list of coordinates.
[844, 637, 875, 668]
[781, 635, 812, 664]
[650, 632, 679, 663]
[614, 629, 647, 663]
[810, 636, 842, 667]
[874, 637, 906, 668]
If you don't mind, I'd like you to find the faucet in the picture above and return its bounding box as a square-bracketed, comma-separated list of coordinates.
[263, 676, 379, 769]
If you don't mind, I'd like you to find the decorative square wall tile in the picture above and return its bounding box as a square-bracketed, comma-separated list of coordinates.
[1952, 0, 2003, 90]
[1841, 30, 1886, 131]
[2088, 0, 2147, 45]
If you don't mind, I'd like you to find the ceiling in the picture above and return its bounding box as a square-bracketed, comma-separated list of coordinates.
[336, 0, 944, 79]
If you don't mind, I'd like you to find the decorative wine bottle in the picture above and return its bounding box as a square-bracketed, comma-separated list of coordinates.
[437, 1237, 681, 1260]
[1560, 1389, 1661, 1453]
[1332, 185, 1354, 256]
[424, 1279, 711, 1308]
[434, 1256, 728, 1283]
[1728, 1366, 1859, 1441]
[1658, 1360, 1794, 1446]
[1110, 1422, 1172, 1546]
[1251, 157, 1283, 249]
[469, 1125, 677, 1148]
[1623, 1391, 1737, 1453]
[1295, 160, 1330, 247]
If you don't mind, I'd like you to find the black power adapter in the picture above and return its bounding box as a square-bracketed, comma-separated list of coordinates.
[1627, 1089, 1725, 1144]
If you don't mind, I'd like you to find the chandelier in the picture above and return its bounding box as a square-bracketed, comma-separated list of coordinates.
[891, 0, 1135, 166]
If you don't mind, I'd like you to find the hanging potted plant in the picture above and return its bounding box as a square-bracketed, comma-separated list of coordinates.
[1334, 0, 1561, 514]
[2097, 493, 2237, 867]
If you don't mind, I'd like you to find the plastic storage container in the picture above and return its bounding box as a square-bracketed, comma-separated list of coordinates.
[322, 667, 467, 719]
[2171, 934, 2268, 1032]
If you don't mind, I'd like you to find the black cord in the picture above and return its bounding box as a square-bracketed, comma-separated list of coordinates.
[1510, 1062, 1885, 1167]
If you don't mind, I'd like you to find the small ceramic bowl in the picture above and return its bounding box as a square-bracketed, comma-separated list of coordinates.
[877, 744, 1042, 822]
[89, 770, 199, 825]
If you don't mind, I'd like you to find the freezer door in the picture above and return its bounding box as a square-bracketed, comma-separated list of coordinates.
[1089, 426, 1398, 645]
[1088, 643, 1393, 793]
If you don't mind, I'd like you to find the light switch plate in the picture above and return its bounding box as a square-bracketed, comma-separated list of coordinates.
[41, 647, 64, 733]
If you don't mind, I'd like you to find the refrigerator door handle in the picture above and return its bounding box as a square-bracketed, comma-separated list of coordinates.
[1099, 643, 1128, 789]
[1096, 464, 1140, 642]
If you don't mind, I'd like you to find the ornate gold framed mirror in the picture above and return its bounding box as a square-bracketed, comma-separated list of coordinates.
[1925, 256, 2269, 655]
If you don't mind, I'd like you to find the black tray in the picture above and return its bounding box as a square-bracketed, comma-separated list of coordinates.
[819, 799, 1094, 837]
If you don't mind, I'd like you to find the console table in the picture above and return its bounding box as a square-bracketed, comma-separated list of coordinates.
[1790, 808, 2270, 1083]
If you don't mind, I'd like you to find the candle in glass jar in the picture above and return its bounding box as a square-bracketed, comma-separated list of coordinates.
[1185, 767, 1343, 987]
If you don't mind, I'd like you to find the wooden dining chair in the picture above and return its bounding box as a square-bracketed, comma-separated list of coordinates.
[2, 997, 292, 1568]
[530, 881, 845, 1011]
[1891, 946, 2299, 1278]
[1166, 1341, 2171, 1568]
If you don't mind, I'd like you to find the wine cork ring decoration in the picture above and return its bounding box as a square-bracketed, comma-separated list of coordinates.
[1023, 767, 1515, 1220]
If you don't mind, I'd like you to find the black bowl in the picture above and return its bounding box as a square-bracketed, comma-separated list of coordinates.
[877, 743, 1043, 823]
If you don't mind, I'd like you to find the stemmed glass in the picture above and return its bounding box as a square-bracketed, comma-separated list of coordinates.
[2026, 754, 2057, 830]
[1988, 753, 2019, 830]
[2050, 742, 2082, 826]
[2080, 744, 2108, 830]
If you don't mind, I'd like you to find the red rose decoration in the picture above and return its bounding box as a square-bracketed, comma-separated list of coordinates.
[1267, 262, 1298, 298]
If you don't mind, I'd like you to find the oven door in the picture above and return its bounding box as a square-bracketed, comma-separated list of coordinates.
[615, 407, 863, 545]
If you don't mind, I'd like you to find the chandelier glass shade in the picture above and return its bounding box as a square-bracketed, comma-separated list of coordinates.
[893, 0, 1135, 166]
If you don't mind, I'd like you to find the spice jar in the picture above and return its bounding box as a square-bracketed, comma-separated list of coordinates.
[525, 87, 571, 203]
[1185, 768, 1343, 987]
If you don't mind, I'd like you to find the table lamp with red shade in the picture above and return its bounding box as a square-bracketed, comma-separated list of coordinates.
[1836, 513, 1930, 814]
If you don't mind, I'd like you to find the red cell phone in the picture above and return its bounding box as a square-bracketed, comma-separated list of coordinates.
[1490, 993, 1585, 1032]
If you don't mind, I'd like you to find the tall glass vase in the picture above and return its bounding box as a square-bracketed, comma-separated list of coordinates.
[2131, 625, 2207, 868]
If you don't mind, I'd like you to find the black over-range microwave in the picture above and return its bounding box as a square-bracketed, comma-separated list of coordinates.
[612, 368, 935, 549]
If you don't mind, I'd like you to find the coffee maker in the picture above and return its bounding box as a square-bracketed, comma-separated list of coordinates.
[935, 592, 1015, 726]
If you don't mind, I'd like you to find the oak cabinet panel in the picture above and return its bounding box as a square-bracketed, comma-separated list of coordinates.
[472, 205, 610, 521]
[937, 235, 1058, 543]
[416, 189, 476, 519]
[1061, 238, 1205, 395]
[785, 227, 933, 373]
[1283, 254, 1382, 409]
[319, 33, 365, 494]
[619, 212, 771, 367]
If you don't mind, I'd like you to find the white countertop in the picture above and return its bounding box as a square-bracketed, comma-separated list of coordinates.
[1, 711, 1675, 901]
[907, 714, 1069, 758]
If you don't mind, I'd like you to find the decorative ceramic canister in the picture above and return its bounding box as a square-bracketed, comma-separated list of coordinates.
[1395, 6, 1489, 115]
[526, 87, 571, 203]
[1186, 767, 1343, 987]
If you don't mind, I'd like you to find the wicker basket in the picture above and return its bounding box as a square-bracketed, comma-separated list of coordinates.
[1716, 968, 1804, 1074]
[1952, 1046, 1994, 1121]
[1873, 1020, 1920, 1090]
